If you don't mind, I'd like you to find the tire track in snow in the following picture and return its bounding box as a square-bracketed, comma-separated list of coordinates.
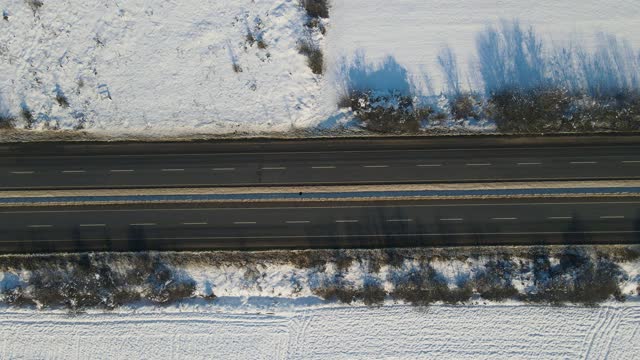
[285, 311, 313, 358]
[582, 306, 610, 359]
[581, 306, 631, 359]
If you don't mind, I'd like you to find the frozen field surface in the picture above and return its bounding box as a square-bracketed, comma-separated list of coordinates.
[1, 304, 639, 359]
[328, 0, 640, 94]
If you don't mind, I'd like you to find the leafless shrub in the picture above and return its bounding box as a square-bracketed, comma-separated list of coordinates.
[55, 85, 69, 108]
[232, 62, 243, 73]
[25, 0, 43, 15]
[473, 259, 519, 301]
[298, 41, 323, 75]
[0, 114, 15, 129]
[340, 90, 431, 133]
[305, 18, 326, 35]
[245, 32, 256, 46]
[289, 251, 327, 270]
[20, 102, 35, 129]
[524, 249, 625, 305]
[488, 87, 571, 133]
[450, 93, 479, 119]
[302, 0, 329, 19]
[390, 264, 470, 306]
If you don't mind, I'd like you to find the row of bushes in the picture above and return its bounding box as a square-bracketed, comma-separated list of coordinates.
[338, 88, 640, 134]
[0, 247, 635, 310]
[312, 251, 627, 306]
[1, 253, 199, 310]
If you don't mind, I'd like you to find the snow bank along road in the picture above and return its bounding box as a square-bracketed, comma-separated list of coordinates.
[2, 305, 639, 359]
[1, 197, 639, 254]
[1, 136, 640, 190]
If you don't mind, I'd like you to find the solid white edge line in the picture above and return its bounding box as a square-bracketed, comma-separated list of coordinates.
[4, 201, 640, 214]
[311, 166, 336, 169]
[62, 170, 86, 173]
[440, 218, 463, 221]
[14, 230, 639, 243]
[335, 220, 359, 223]
[262, 167, 287, 170]
[10, 171, 35, 174]
[517, 162, 541, 165]
[466, 163, 492, 166]
[285, 221, 310, 224]
[416, 164, 442, 167]
[570, 161, 598, 164]
[492, 217, 518, 220]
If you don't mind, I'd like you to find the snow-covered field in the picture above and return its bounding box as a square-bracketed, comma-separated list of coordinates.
[328, 0, 640, 95]
[1, 304, 639, 359]
[0, 0, 331, 135]
[1, 0, 639, 136]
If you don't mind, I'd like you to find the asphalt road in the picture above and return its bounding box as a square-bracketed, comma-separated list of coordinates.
[1, 198, 638, 253]
[1, 136, 640, 189]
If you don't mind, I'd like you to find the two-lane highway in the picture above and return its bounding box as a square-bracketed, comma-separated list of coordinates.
[2, 137, 640, 189]
[1, 198, 639, 253]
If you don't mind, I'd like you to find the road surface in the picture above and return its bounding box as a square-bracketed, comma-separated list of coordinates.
[1, 197, 638, 253]
[1, 136, 640, 189]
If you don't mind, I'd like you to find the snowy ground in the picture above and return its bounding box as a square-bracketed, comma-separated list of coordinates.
[1, 304, 639, 359]
[327, 0, 640, 95]
[1, 0, 639, 137]
[0, 0, 332, 135]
